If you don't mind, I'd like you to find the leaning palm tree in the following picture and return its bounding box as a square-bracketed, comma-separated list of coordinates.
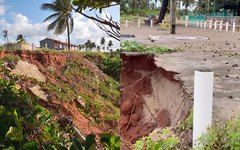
[41, 0, 73, 51]
[16, 34, 26, 43]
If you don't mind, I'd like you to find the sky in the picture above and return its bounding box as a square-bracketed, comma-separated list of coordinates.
[0, 0, 120, 49]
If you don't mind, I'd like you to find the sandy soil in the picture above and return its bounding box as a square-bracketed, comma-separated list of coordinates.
[121, 23, 240, 123]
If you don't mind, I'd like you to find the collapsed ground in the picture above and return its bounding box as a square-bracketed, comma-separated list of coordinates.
[0, 50, 120, 148]
[120, 23, 240, 149]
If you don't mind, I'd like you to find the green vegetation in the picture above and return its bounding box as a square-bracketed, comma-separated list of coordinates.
[134, 128, 180, 150]
[0, 78, 73, 149]
[121, 41, 175, 53]
[1, 54, 20, 64]
[0, 53, 121, 149]
[177, 109, 193, 131]
[196, 116, 240, 150]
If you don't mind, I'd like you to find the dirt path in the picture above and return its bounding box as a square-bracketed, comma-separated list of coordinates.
[121, 24, 240, 122]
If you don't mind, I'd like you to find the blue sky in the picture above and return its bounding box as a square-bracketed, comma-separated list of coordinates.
[0, 0, 120, 49]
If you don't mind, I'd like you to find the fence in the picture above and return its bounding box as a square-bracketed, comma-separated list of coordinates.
[185, 16, 240, 32]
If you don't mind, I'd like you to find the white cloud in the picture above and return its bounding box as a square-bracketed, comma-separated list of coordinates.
[0, 5, 5, 15]
[0, 12, 119, 49]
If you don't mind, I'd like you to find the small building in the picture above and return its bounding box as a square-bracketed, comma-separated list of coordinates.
[40, 38, 78, 50]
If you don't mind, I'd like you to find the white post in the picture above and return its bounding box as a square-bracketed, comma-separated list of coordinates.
[204, 21, 207, 28]
[219, 21, 223, 31]
[233, 22, 236, 32]
[45, 43, 47, 48]
[209, 20, 212, 29]
[125, 19, 128, 27]
[138, 19, 141, 27]
[226, 22, 229, 31]
[197, 21, 199, 27]
[200, 21, 203, 28]
[185, 16, 189, 27]
[214, 21, 217, 30]
[32, 43, 34, 51]
[193, 70, 214, 148]
[150, 19, 153, 27]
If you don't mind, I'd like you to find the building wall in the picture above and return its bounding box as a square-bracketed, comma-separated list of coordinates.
[40, 39, 79, 50]
[40, 39, 55, 49]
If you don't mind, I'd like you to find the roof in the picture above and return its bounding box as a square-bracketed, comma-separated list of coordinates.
[40, 38, 78, 47]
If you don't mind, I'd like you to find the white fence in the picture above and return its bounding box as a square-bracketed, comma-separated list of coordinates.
[185, 18, 239, 32]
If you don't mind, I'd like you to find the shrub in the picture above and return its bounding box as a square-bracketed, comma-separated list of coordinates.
[120, 41, 174, 53]
[196, 116, 240, 150]
[134, 128, 180, 150]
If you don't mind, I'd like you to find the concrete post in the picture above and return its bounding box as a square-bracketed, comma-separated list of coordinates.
[125, 19, 128, 27]
[209, 20, 212, 29]
[138, 19, 141, 27]
[193, 70, 214, 148]
[219, 21, 223, 31]
[32, 43, 34, 51]
[45, 43, 47, 48]
[200, 21, 203, 28]
[214, 21, 217, 30]
[204, 21, 207, 28]
[233, 22, 236, 32]
[185, 16, 189, 27]
[197, 21, 199, 27]
[150, 19, 153, 27]
[226, 22, 229, 31]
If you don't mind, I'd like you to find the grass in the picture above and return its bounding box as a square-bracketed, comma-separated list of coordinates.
[120, 41, 175, 53]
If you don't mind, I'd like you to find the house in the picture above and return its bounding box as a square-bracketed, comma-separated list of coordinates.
[40, 38, 79, 50]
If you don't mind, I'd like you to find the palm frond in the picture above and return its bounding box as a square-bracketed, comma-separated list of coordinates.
[47, 18, 59, 31]
[54, 17, 67, 35]
[43, 12, 60, 22]
[68, 14, 74, 34]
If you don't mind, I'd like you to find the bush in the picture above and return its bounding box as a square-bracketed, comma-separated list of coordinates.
[196, 116, 240, 149]
[120, 41, 174, 53]
[102, 54, 121, 81]
[135, 128, 180, 150]
[2, 54, 20, 64]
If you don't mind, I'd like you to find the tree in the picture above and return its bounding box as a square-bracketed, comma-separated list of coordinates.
[158, 0, 169, 23]
[2, 29, 8, 43]
[41, 0, 74, 51]
[100, 37, 106, 51]
[182, 0, 195, 13]
[96, 45, 101, 51]
[72, 0, 120, 41]
[16, 34, 26, 43]
[2, 29, 9, 50]
[79, 44, 85, 50]
[107, 40, 113, 51]
[194, 0, 207, 13]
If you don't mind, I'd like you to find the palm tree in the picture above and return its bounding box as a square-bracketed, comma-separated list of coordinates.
[2, 29, 8, 43]
[194, 0, 207, 13]
[2, 29, 9, 50]
[96, 45, 101, 51]
[182, 0, 195, 14]
[100, 37, 105, 51]
[16, 34, 26, 43]
[108, 40, 113, 51]
[41, 0, 73, 51]
[84, 40, 92, 51]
